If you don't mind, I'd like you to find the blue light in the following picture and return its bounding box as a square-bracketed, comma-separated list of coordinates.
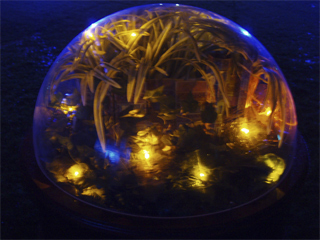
[241, 28, 251, 37]
[105, 147, 120, 163]
[277, 135, 281, 140]
[106, 149, 120, 163]
[94, 139, 124, 163]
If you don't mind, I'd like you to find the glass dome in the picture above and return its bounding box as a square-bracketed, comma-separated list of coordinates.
[33, 4, 297, 217]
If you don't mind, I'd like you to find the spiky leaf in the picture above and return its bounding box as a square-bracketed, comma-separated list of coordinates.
[93, 81, 110, 152]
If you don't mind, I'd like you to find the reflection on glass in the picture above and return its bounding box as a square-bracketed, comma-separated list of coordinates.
[34, 4, 297, 217]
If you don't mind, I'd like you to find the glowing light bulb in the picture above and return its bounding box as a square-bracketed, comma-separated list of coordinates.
[241, 128, 249, 134]
[143, 150, 150, 159]
[200, 173, 205, 177]
[68, 106, 76, 112]
[131, 32, 137, 37]
[66, 163, 88, 182]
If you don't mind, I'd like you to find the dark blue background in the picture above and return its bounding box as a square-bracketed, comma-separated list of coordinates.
[1, 1, 319, 239]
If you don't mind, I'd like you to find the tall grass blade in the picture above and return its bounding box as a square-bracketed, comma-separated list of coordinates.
[134, 58, 149, 103]
[87, 70, 95, 93]
[127, 66, 136, 102]
[201, 60, 230, 114]
[153, 20, 173, 59]
[80, 77, 87, 106]
[94, 81, 110, 152]
[93, 68, 121, 88]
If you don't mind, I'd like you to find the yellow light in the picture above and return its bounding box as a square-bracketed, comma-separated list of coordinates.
[84, 30, 96, 41]
[131, 32, 137, 37]
[258, 154, 285, 184]
[241, 128, 249, 134]
[60, 103, 77, 116]
[68, 106, 76, 112]
[82, 186, 105, 200]
[89, 32, 94, 38]
[66, 163, 88, 183]
[259, 107, 272, 116]
[265, 159, 285, 183]
[196, 150, 209, 182]
[143, 150, 150, 160]
[138, 149, 151, 168]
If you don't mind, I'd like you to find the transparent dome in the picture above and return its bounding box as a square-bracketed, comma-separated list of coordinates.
[33, 4, 297, 217]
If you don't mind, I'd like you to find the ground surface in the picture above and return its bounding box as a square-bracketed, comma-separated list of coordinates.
[1, 1, 319, 239]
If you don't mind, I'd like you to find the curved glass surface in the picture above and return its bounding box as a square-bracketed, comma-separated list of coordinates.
[33, 4, 297, 217]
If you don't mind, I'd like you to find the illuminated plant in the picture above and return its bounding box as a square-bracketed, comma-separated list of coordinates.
[33, 4, 299, 217]
[47, 5, 294, 153]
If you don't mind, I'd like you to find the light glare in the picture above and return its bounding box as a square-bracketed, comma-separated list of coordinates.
[144, 150, 150, 159]
[241, 28, 251, 36]
[89, 23, 98, 28]
[241, 128, 249, 134]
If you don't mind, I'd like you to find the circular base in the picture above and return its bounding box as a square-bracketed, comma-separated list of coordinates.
[22, 130, 309, 238]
